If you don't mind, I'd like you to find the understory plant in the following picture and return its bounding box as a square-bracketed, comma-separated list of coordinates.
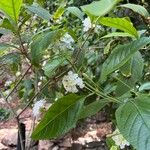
[0, 0, 150, 149]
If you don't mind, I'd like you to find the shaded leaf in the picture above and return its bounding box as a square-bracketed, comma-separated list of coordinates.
[116, 94, 150, 150]
[0, 43, 17, 51]
[100, 37, 150, 82]
[120, 3, 149, 17]
[43, 55, 66, 77]
[25, 3, 51, 20]
[31, 29, 66, 66]
[78, 99, 108, 119]
[66, 7, 84, 20]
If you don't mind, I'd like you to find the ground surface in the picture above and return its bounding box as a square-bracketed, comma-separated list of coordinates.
[0, 99, 112, 150]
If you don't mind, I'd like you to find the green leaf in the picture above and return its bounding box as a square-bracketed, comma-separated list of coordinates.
[21, 79, 33, 101]
[110, 146, 118, 150]
[120, 59, 132, 77]
[139, 82, 150, 91]
[78, 99, 108, 119]
[0, 52, 21, 71]
[101, 32, 135, 39]
[0, 0, 23, 23]
[53, 6, 65, 20]
[99, 17, 138, 38]
[0, 43, 17, 51]
[0, 52, 20, 65]
[81, 0, 120, 17]
[100, 37, 150, 82]
[31, 29, 66, 66]
[43, 55, 66, 77]
[31, 94, 85, 139]
[103, 40, 113, 54]
[120, 3, 150, 17]
[0, 18, 17, 32]
[25, 3, 51, 21]
[116, 94, 150, 150]
[116, 52, 144, 96]
[131, 51, 144, 81]
[66, 7, 84, 20]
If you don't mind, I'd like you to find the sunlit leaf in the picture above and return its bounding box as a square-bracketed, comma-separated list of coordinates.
[99, 17, 138, 38]
[32, 94, 85, 139]
[0, 0, 23, 23]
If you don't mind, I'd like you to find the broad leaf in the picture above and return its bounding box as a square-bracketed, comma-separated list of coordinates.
[32, 94, 85, 139]
[139, 82, 150, 91]
[101, 32, 135, 39]
[81, 0, 120, 17]
[0, 0, 22, 23]
[120, 3, 149, 17]
[116, 94, 150, 150]
[99, 17, 138, 38]
[31, 29, 65, 66]
[25, 3, 51, 20]
[100, 37, 150, 82]
[78, 99, 108, 119]
[66, 7, 84, 20]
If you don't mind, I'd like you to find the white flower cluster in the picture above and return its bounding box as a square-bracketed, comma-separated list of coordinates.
[62, 71, 84, 93]
[4, 80, 12, 87]
[82, 17, 102, 33]
[82, 17, 92, 32]
[16, 72, 21, 77]
[32, 99, 46, 119]
[112, 129, 130, 149]
[61, 33, 74, 50]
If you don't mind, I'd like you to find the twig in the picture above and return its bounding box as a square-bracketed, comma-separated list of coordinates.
[6, 65, 32, 101]
[17, 69, 69, 117]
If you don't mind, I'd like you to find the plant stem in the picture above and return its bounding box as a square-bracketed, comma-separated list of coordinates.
[17, 69, 69, 117]
[6, 65, 32, 101]
[0, 91, 25, 150]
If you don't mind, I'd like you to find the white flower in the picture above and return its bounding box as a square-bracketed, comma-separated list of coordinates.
[5, 80, 12, 87]
[42, 60, 47, 66]
[82, 17, 92, 32]
[16, 72, 21, 77]
[32, 99, 46, 118]
[61, 33, 74, 49]
[62, 71, 84, 93]
[38, 82, 42, 86]
[111, 129, 130, 149]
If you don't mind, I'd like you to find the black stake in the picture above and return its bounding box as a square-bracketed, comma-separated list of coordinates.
[17, 123, 26, 150]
